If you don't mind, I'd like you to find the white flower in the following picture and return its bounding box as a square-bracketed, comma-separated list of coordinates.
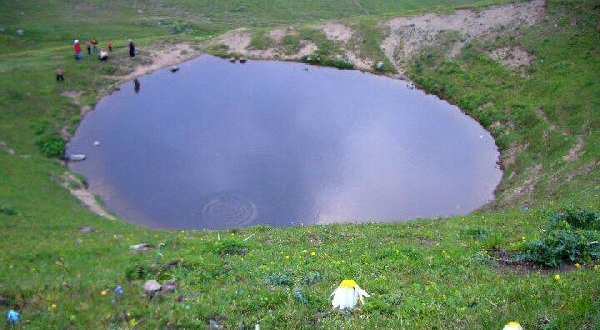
[330, 279, 370, 310]
[503, 322, 523, 330]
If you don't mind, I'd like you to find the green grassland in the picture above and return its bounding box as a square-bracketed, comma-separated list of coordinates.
[1, 0, 599, 328]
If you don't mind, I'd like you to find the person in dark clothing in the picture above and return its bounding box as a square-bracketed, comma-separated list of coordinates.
[56, 66, 64, 82]
[129, 40, 136, 57]
[86, 40, 91, 55]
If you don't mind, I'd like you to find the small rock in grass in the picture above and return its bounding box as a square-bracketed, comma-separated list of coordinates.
[130, 243, 153, 252]
[143, 280, 161, 295]
[163, 279, 177, 292]
[375, 61, 384, 70]
[78, 226, 94, 234]
[16, 29, 24, 36]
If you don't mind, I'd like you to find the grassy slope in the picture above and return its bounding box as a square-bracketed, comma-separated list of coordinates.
[0, 0, 599, 328]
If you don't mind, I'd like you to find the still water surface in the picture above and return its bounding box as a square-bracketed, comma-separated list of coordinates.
[68, 55, 502, 229]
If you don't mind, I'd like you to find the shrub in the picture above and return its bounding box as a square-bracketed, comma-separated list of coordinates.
[35, 135, 65, 158]
[0, 205, 17, 216]
[518, 208, 600, 266]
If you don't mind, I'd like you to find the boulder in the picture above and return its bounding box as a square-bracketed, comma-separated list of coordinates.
[143, 280, 161, 295]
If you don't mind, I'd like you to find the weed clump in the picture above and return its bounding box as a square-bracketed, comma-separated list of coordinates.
[518, 208, 600, 267]
[35, 135, 65, 158]
[302, 52, 354, 70]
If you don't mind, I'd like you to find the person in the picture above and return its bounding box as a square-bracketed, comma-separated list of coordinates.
[99, 48, 109, 61]
[86, 40, 91, 55]
[91, 38, 98, 53]
[128, 39, 136, 57]
[73, 40, 82, 60]
[56, 66, 64, 82]
[107, 40, 113, 52]
[133, 77, 140, 93]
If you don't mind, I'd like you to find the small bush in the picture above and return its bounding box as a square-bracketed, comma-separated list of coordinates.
[265, 272, 293, 287]
[0, 205, 17, 216]
[35, 135, 65, 158]
[125, 264, 155, 280]
[302, 52, 354, 70]
[518, 208, 600, 266]
[214, 239, 246, 256]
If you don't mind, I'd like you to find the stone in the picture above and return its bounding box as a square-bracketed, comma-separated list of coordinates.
[375, 61, 384, 70]
[163, 279, 177, 292]
[16, 29, 24, 36]
[130, 243, 153, 252]
[143, 280, 161, 295]
[78, 226, 94, 233]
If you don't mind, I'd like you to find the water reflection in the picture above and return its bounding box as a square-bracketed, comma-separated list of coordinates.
[68, 55, 502, 229]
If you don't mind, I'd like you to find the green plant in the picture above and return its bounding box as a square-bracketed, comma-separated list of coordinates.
[35, 135, 65, 158]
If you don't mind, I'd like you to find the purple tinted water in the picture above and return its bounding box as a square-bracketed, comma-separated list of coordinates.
[67, 55, 502, 229]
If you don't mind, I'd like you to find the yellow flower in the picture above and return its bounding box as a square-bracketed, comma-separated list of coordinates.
[310, 251, 316, 256]
[575, 263, 581, 268]
[554, 274, 560, 281]
[331, 279, 370, 310]
[285, 255, 290, 260]
[51, 304, 57, 310]
[101, 290, 107, 296]
[503, 321, 523, 330]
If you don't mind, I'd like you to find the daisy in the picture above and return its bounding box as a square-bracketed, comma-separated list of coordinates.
[331, 279, 370, 310]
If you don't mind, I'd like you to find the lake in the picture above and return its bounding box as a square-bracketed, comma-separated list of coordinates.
[67, 55, 502, 229]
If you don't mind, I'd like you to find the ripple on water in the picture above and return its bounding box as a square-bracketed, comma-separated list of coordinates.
[201, 195, 257, 228]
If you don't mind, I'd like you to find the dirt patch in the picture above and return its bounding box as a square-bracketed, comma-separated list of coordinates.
[120, 43, 199, 82]
[319, 22, 353, 43]
[269, 28, 290, 43]
[490, 46, 535, 69]
[381, 0, 545, 74]
[60, 172, 116, 220]
[488, 248, 577, 275]
[215, 28, 252, 53]
[563, 136, 585, 162]
[0, 141, 15, 155]
[502, 163, 543, 204]
[61, 90, 92, 116]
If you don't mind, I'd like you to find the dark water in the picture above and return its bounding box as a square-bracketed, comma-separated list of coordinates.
[67, 55, 502, 229]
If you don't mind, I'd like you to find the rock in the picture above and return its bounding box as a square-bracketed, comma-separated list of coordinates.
[376, 61, 384, 70]
[0, 27, 5, 33]
[0, 295, 7, 305]
[130, 243, 153, 252]
[78, 226, 94, 234]
[229, 57, 236, 63]
[163, 279, 177, 292]
[16, 29, 24, 36]
[239, 57, 247, 64]
[137, 9, 144, 14]
[143, 280, 161, 295]
[93, 140, 100, 146]
[170, 66, 180, 73]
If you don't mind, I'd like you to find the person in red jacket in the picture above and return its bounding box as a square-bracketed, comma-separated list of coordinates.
[74, 40, 82, 60]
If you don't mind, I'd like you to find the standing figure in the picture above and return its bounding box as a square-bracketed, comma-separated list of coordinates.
[128, 39, 136, 57]
[74, 40, 82, 60]
[86, 40, 91, 55]
[108, 40, 113, 52]
[56, 66, 64, 82]
[91, 38, 98, 53]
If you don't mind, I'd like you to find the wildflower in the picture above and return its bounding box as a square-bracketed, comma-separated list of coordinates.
[6, 309, 19, 325]
[310, 251, 316, 256]
[502, 321, 523, 330]
[51, 303, 57, 310]
[114, 285, 124, 295]
[554, 274, 560, 281]
[574, 263, 580, 269]
[285, 255, 290, 260]
[331, 279, 370, 310]
[101, 290, 107, 296]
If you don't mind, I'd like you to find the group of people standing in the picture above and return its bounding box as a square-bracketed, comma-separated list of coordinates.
[60, 38, 138, 82]
[72, 38, 136, 61]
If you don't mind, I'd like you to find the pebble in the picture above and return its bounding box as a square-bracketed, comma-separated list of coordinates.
[130, 243, 153, 251]
[163, 279, 177, 292]
[78, 226, 94, 234]
[143, 280, 161, 295]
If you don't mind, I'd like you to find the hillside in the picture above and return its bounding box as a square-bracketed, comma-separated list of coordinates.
[0, 0, 599, 328]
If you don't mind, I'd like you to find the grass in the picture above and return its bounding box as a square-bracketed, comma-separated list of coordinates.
[1, 0, 599, 328]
